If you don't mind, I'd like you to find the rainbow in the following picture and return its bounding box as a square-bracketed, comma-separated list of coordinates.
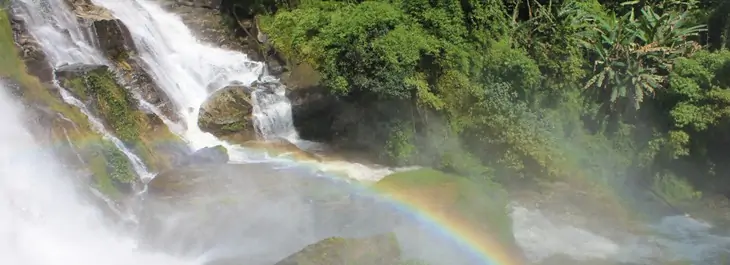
[288, 165, 527, 265]
[370, 187, 525, 265]
[41, 130, 526, 265]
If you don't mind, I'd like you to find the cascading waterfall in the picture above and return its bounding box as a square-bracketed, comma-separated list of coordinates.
[252, 76, 299, 140]
[11, 0, 154, 180]
[87, 0, 297, 153]
[11, 0, 104, 65]
[0, 81, 194, 265]
[6, 0, 730, 264]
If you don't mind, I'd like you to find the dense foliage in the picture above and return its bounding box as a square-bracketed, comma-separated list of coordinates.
[227, 0, 730, 203]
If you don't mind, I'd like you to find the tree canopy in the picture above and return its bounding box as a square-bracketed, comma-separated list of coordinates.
[226, 0, 730, 204]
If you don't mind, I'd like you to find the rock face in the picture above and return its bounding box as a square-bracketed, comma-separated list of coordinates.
[91, 18, 136, 61]
[274, 233, 402, 265]
[198, 84, 256, 140]
[160, 0, 250, 53]
[62, 0, 178, 122]
[56, 63, 188, 172]
[9, 14, 53, 83]
[287, 85, 338, 142]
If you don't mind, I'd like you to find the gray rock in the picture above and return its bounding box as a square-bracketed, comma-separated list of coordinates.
[91, 18, 136, 61]
[197, 84, 256, 139]
[182, 145, 229, 165]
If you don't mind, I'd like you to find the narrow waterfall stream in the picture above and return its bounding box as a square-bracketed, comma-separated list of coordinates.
[4, 0, 730, 264]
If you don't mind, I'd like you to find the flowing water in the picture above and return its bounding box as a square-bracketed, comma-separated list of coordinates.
[11, 0, 154, 180]
[4, 0, 730, 264]
[0, 81, 193, 265]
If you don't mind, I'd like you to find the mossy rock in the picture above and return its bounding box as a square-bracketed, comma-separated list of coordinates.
[274, 233, 402, 265]
[1, 11, 144, 198]
[86, 140, 137, 197]
[374, 169, 521, 259]
[198, 84, 256, 140]
[55, 63, 186, 172]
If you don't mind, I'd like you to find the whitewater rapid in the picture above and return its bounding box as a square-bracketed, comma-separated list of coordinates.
[0, 81, 193, 265]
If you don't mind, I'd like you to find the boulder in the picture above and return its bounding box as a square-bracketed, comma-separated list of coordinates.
[181, 145, 229, 165]
[273, 233, 401, 265]
[197, 84, 256, 139]
[91, 18, 137, 61]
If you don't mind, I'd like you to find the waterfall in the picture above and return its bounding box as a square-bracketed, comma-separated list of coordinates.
[11, 0, 154, 180]
[11, 0, 105, 65]
[7, 0, 730, 264]
[252, 76, 299, 140]
[88, 0, 299, 153]
[0, 80, 194, 265]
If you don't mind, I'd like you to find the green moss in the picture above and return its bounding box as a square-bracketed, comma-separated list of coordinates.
[220, 120, 248, 132]
[87, 140, 136, 198]
[59, 66, 185, 172]
[89, 151, 118, 197]
[84, 68, 140, 142]
[63, 77, 88, 101]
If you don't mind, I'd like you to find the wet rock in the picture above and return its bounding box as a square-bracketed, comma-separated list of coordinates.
[63, 0, 132, 59]
[63, 0, 177, 122]
[8, 14, 54, 83]
[161, 0, 250, 54]
[286, 85, 339, 142]
[91, 18, 136, 61]
[56, 63, 186, 172]
[181, 145, 229, 165]
[64, 0, 115, 20]
[197, 84, 256, 140]
[54, 63, 108, 101]
[273, 233, 402, 265]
